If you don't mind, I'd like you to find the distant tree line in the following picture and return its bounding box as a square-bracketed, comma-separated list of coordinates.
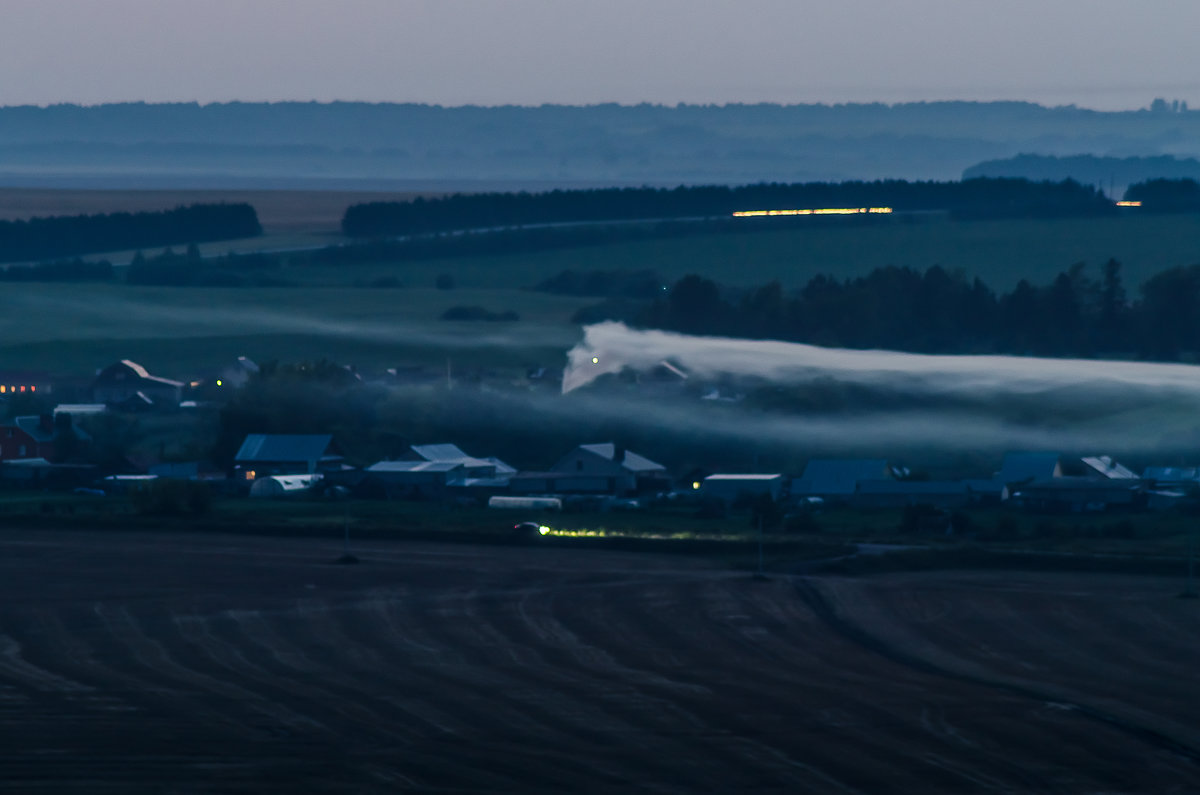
[125, 245, 287, 287]
[631, 259, 1200, 361]
[1123, 178, 1200, 212]
[341, 178, 1118, 237]
[0, 203, 262, 263]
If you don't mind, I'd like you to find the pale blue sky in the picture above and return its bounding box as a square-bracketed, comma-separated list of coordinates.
[2, 0, 1198, 109]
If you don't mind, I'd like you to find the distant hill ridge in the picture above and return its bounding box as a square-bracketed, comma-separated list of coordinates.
[1, 101, 1198, 187]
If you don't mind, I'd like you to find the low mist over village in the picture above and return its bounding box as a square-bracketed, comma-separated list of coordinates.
[5, 2, 1200, 792]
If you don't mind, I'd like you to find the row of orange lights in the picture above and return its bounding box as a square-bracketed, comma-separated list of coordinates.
[0, 385, 35, 393]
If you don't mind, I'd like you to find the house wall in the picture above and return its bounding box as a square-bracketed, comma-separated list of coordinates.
[0, 427, 50, 461]
[551, 449, 626, 477]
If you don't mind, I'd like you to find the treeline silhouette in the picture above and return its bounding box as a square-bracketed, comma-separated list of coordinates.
[126, 245, 287, 287]
[342, 178, 1115, 237]
[0, 203, 262, 263]
[1124, 178, 1200, 212]
[635, 260, 1200, 361]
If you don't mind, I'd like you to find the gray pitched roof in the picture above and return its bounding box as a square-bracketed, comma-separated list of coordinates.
[1081, 456, 1137, 479]
[793, 459, 890, 495]
[579, 443, 665, 472]
[367, 460, 463, 473]
[410, 443, 469, 461]
[235, 434, 333, 463]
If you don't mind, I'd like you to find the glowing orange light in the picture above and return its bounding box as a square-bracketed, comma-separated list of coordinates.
[19, 386, 25, 392]
[1116, 201, 1142, 207]
[29, 386, 35, 392]
[733, 207, 893, 217]
[0, 386, 5, 393]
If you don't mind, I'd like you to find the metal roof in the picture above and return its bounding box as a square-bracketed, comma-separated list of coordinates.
[705, 474, 784, 481]
[235, 434, 333, 463]
[793, 459, 890, 495]
[1081, 456, 1137, 479]
[410, 443, 469, 461]
[578, 443, 666, 472]
[367, 460, 463, 473]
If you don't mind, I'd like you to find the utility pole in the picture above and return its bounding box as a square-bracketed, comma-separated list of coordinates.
[1183, 525, 1197, 598]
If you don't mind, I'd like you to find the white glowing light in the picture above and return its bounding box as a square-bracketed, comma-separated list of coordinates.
[538, 525, 551, 535]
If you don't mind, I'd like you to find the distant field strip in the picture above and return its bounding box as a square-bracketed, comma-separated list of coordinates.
[0, 531, 1196, 793]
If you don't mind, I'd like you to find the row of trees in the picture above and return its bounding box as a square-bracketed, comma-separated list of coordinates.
[636, 260, 1200, 360]
[0, 203, 261, 263]
[126, 245, 284, 287]
[342, 178, 1117, 236]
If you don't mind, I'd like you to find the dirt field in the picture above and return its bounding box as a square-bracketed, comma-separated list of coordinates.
[0, 529, 1197, 793]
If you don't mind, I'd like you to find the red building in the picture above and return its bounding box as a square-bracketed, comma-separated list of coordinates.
[0, 416, 59, 461]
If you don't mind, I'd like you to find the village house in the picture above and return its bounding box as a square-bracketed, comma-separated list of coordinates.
[91, 360, 184, 409]
[234, 434, 342, 480]
[545, 442, 670, 495]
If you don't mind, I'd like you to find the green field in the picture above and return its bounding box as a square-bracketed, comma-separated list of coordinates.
[299, 212, 1200, 292]
[7, 211, 1200, 379]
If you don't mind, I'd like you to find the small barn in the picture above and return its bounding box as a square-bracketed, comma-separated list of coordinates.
[701, 474, 785, 504]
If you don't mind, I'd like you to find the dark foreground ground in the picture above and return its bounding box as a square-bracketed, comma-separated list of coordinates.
[0, 529, 1197, 793]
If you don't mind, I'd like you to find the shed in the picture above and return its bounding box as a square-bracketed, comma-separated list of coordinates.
[701, 474, 785, 503]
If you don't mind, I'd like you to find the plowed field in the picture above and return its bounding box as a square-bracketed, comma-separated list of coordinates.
[0, 529, 1197, 793]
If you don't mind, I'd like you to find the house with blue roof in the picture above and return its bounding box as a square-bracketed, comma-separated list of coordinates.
[234, 434, 341, 480]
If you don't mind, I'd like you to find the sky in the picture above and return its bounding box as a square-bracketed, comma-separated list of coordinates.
[3, 0, 1199, 110]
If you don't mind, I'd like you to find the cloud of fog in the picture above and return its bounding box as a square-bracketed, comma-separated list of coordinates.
[564, 322, 1200, 397]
